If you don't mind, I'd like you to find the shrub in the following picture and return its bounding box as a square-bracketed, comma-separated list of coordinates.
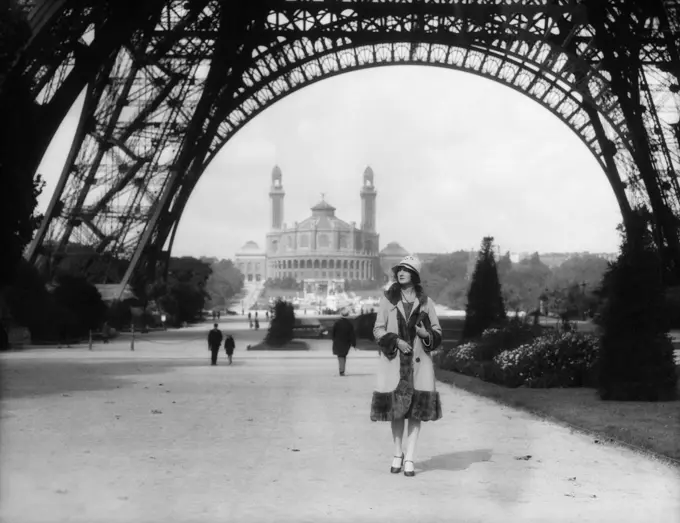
[3, 260, 61, 342]
[107, 300, 132, 331]
[266, 299, 295, 347]
[52, 274, 107, 337]
[596, 212, 678, 401]
[494, 332, 600, 388]
[462, 236, 506, 340]
[471, 317, 537, 361]
[436, 328, 600, 389]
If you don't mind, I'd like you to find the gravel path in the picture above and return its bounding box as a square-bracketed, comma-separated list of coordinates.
[1, 320, 679, 523]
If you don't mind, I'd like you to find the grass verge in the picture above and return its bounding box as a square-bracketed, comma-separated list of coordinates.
[435, 366, 680, 466]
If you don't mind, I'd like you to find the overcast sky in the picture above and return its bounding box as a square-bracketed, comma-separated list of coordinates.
[37, 66, 623, 261]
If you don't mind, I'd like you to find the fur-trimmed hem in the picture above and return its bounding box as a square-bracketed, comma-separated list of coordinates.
[370, 389, 412, 421]
[370, 390, 442, 422]
[370, 391, 395, 421]
[410, 390, 442, 421]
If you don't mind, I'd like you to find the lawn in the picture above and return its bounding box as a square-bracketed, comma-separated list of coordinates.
[434, 366, 680, 464]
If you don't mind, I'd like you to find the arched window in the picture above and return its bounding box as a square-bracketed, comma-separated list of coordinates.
[329, 260, 334, 269]
[299, 234, 309, 248]
[339, 235, 348, 249]
[314, 259, 320, 269]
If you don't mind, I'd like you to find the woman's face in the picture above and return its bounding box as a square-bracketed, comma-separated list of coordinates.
[397, 268, 412, 285]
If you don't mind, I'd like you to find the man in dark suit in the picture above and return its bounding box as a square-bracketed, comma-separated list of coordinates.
[331, 308, 356, 376]
[208, 323, 223, 365]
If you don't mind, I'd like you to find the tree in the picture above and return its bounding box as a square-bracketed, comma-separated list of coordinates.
[206, 259, 244, 307]
[596, 212, 677, 401]
[265, 298, 295, 347]
[420, 250, 472, 309]
[462, 237, 506, 339]
[52, 274, 108, 337]
[167, 256, 212, 285]
[157, 281, 206, 326]
[0, 6, 42, 289]
[497, 251, 513, 281]
[3, 259, 61, 342]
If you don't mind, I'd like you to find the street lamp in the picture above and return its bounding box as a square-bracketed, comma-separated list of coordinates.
[161, 314, 167, 330]
[580, 281, 587, 320]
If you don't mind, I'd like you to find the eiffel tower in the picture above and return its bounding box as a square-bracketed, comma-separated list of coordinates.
[4, 0, 680, 298]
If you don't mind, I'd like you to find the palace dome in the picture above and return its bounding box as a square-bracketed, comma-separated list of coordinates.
[240, 240, 261, 251]
[297, 198, 353, 231]
[380, 242, 409, 256]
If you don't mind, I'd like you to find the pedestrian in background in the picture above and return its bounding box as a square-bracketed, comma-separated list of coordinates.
[224, 334, 235, 365]
[207, 323, 223, 366]
[332, 307, 356, 376]
[101, 321, 111, 344]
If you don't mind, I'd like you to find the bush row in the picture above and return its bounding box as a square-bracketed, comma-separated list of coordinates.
[433, 320, 600, 388]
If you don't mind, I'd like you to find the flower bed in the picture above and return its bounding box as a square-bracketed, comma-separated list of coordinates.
[434, 323, 600, 388]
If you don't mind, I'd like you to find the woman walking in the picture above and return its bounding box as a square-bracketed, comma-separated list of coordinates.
[370, 255, 442, 477]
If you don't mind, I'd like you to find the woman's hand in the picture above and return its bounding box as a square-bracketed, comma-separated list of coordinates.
[415, 321, 429, 339]
[397, 339, 412, 354]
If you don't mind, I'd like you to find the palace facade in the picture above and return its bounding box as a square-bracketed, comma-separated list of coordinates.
[235, 166, 410, 295]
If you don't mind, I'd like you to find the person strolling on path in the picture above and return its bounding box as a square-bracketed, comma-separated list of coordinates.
[331, 307, 356, 376]
[224, 334, 235, 365]
[207, 323, 223, 366]
[370, 255, 443, 477]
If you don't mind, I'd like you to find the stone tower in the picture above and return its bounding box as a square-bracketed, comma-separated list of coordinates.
[360, 166, 377, 232]
[269, 165, 285, 230]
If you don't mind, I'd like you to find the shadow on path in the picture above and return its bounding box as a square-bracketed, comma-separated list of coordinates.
[416, 449, 494, 474]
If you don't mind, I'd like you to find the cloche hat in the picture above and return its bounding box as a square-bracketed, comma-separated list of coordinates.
[392, 255, 422, 277]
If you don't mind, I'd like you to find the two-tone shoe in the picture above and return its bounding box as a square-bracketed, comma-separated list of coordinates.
[390, 454, 404, 473]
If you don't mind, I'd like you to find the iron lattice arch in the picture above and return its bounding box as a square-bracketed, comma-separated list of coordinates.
[8, 0, 680, 292]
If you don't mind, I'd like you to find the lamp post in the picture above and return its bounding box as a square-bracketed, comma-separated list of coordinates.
[161, 314, 167, 331]
[580, 281, 587, 320]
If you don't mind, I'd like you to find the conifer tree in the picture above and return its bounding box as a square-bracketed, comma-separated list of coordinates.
[597, 211, 677, 401]
[266, 298, 295, 347]
[462, 236, 506, 339]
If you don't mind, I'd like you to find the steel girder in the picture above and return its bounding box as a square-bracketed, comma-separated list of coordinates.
[8, 0, 680, 294]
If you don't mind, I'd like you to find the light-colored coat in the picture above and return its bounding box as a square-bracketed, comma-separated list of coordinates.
[373, 295, 442, 393]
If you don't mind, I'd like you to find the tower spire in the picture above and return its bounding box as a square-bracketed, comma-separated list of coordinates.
[360, 166, 377, 232]
[269, 165, 285, 230]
